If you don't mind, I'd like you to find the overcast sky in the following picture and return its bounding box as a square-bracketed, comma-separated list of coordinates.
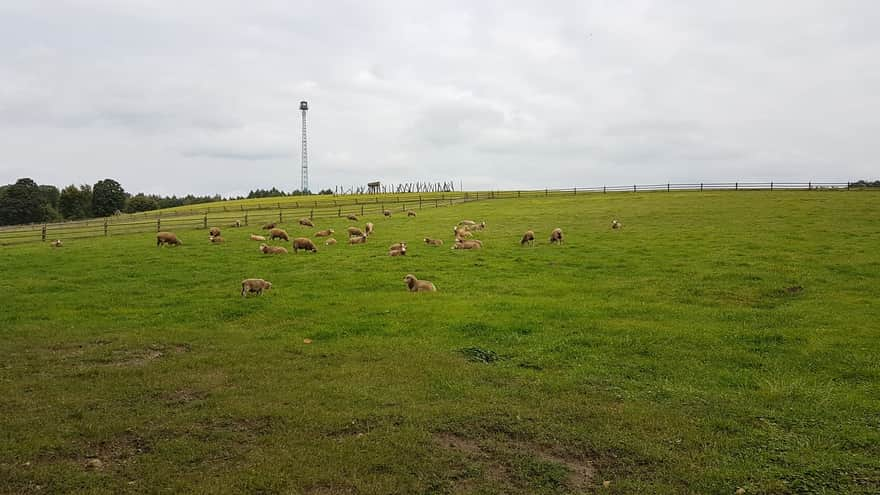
[1, 1, 877, 196]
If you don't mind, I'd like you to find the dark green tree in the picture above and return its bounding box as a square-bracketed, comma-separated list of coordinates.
[125, 194, 159, 213]
[59, 184, 93, 220]
[0, 178, 46, 226]
[92, 179, 126, 217]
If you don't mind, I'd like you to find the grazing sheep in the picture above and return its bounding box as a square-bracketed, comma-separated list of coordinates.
[349, 235, 367, 244]
[157, 232, 182, 247]
[241, 278, 272, 297]
[231, 220, 241, 228]
[612, 219, 622, 229]
[549, 228, 564, 244]
[50, 239, 63, 248]
[259, 243, 288, 255]
[389, 242, 407, 251]
[404, 274, 437, 292]
[250, 234, 266, 241]
[262, 222, 276, 230]
[521, 230, 535, 246]
[365, 222, 374, 236]
[292, 237, 318, 253]
[314, 229, 334, 237]
[346, 214, 358, 221]
[407, 210, 417, 217]
[209, 227, 221, 237]
[453, 226, 473, 240]
[383, 209, 392, 218]
[347, 226, 365, 237]
[299, 217, 314, 227]
[452, 239, 482, 250]
[325, 238, 338, 245]
[424, 237, 444, 246]
[268, 228, 290, 241]
[209, 235, 225, 243]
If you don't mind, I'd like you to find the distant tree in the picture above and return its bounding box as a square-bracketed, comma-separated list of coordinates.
[125, 194, 160, 213]
[0, 178, 47, 226]
[851, 180, 880, 188]
[38, 185, 60, 209]
[59, 184, 93, 219]
[318, 188, 333, 195]
[92, 179, 126, 217]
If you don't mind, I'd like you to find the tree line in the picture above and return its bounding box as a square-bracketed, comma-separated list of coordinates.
[0, 177, 332, 226]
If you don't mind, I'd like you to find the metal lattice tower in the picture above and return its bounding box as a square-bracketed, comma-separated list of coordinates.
[300, 101, 309, 193]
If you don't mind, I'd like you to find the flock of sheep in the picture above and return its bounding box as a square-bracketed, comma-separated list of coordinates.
[146, 210, 623, 297]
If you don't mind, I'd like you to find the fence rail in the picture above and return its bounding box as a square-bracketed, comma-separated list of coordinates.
[0, 181, 866, 245]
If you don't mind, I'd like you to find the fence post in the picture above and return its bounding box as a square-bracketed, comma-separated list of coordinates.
[419, 198, 423, 209]
[771, 181, 774, 191]
[808, 181, 812, 190]
[736, 182, 738, 191]
[244, 212, 248, 226]
[603, 186, 606, 193]
[700, 183, 703, 192]
[41, 225, 46, 241]
[847, 182, 851, 190]
[310, 209, 314, 220]
[633, 184, 636, 192]
[338, 208, 341, 217]
[667, 183, 670, 192]
[435, 199, 438, 208]
[203, 214, 208, 229]
[104, 219, 109, 236]
[574, 187, 577, 195]
[157, 219, 161, 232]
[545, 189, 548, 196]
[361, 205, 364, 216]
[518, 190, 521, 198]
[279, 210, 283, 223]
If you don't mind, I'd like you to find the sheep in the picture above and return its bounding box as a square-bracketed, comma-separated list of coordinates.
[389, 244, 407, 256]
[325, 238, 338, 245]
[241, 278, 272, 297]
[259, 243, 288, 254]
[268, 228, 290, 241]
[475, 221, 486, 231]
[383, 209, 392, 218]
[453, 226, 473, 240]
[292, 237, 318, 253]
[262, 222, 276, 230]
[250, 234, 266, 241]
[452, 239, 482, 250]
[424, 237, 444, 246]
[209, 227, 221, 237]
[299, 217, 314, 227]
[521, 230, 535, 246]
[389, 242, 407, 251]
[231, 220, 241, 228]
[209, 235, 225, 243]
[549, 228, 564, 244]
[347, 226, 365, 237]
[157, 232, 182, 247]
[346, 214, 358, 221]
[612, 219, 622, 229]
[315, 229, 334, 237]
[365, 222, 374, 236]
[50, 239, 63, 248]
[458, 220, 477, 226]
[349, 235, 367, 244]
[407, 210, 417, 217]
[404, 274, 437, 292]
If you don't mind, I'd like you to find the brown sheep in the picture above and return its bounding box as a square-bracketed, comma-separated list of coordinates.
[50, 239, 63, 248]
[453, 226, 473, 240]
[346, 214, 358, 221]
[424, 237, 444, 246]
[349, 235, 367, 244]
[347, 226, 365, 237]
[262, 222, 276, 230]
[299, 217, 314, 227]
[268, 228, 290, 241]
[389, 246, 407, 256]
[315, 229, 334, 237]
[231, 220, 241, 228]
[407, 210, 416, 217]
[241, 278, 272, 297]
[209, 227, 221, 237]
[292, 237, 318, 253]
[325, 238, 338, 245]
[550, 228, 564, 244]
[209, 235, 225, 243]
[404, 274, 436, 292]
[452, 239, 482, 250]
[157, 232, 182, 247]
[250, 234, 267, 241]
[383, 209, 392, 218]
[365, 222, 374, 236]
[259, 243, 288, 254]
[612, 219, 622, 229]
[389, 242, 407, 251]
[521, 230, 535, 246]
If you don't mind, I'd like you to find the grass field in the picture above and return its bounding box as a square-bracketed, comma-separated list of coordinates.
[1, 191, 878, 494]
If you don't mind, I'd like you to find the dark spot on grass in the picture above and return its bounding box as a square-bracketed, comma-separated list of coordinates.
[783, 285, 804, 294]
[459, 347, 503, 363]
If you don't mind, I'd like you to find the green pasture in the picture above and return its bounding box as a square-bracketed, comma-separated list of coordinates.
[1, 190, 878, 494]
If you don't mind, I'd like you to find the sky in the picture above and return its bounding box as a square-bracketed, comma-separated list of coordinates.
[1, 1, 878, 196]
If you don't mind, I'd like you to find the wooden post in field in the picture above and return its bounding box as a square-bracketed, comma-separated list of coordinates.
[435, 199, 438, 208]
[700, 183, 703, 192]
[419, 197, 422, 209]
[104, 219, 108, 236]
[736, 182, 738, 190]
[279, 210, 282, 223]
[337, 208, 341, 217]
[574, 187, 577, 195]
[244, 212, 248, 226]
[603, 186, 607, 193]
[360, 205, 364, 216]
[633, 184, 636, 192]
[203, 214, 208, 229]
[808, 181, 812, 190]
[157, 219, 161, 232]
[310, 209, 314, 220]
[667, 183, 670, 192]
[41, 225, 46, 241]
[771, 181, 774, 191]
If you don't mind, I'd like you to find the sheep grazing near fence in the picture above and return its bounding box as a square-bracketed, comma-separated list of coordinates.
[612, 219, 622, 229]
[325, 238, 338, 245]
[292, 237, 318, 253]
[268, 228, 290, 241]
[349, 235, 367, 244]
[521, 230, 535, 246]
[231, 220, 241, 228]
[549, 228, 564, 244]
[452, 239, 482, 250]
[209, 227, 221, 237]
[365, 222, 374, 236]
[383, 209, 392, 218]
[241, 278, 272, 297]
[299, 218, 314, 227]
[262, 222, 276, 230]
[404, 274, 436, 292]
[259, 243, 288, 254]
[346, 214, 358, 221]
[424, 238, 443, 246]
[51, 239, 63, 248]
[315, 229, 334, 237]
[157, 232, 182, 247]
[347, 226, 365, 237]
[250, 234, 266, 241]
[407, 210, 417, 217]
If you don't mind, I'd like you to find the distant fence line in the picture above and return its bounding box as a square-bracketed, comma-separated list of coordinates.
[0, 181, 867, 245]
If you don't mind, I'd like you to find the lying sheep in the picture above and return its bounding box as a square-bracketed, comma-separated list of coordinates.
[365, 222, 374, 236]
[407, 210, 417, 217]
[389, 245, 407, 256]
[349, 235, 367, 244]
[259, 243, 288, 254]
[458, 220, 477, 226]
[404, 274, 436, 292]
[51, 239, 63, 248]
[299, 218, 314, 227]
[424, 237, 444, 246]
[241, 278, 272, 297]
[209, 227, 221, 237]
[325, 238, 338, 245]
[250, 234, 267, 242]
[521, 230, 535, 246]
[209, 235, 225, 243]
[157, 232, 182, 247]
[262, 222, 276, 230]
[612, 219, 622, 229]
[231, 220, 241, 228]
[389, 242, 407, 251]
[347, 226, 365, 237]
[383, 209, 392, 218]
[452, 239, 482, 250]
[315, 229, 334, 237]
[550, 228, 564, 244]
[292, 237, 318, 253]
[268, 228, 290, 241]
[453, 226, 473, 239]
[346, 214, 358, 221]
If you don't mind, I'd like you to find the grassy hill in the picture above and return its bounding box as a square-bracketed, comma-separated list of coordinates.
[1, 190, 878, 494]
